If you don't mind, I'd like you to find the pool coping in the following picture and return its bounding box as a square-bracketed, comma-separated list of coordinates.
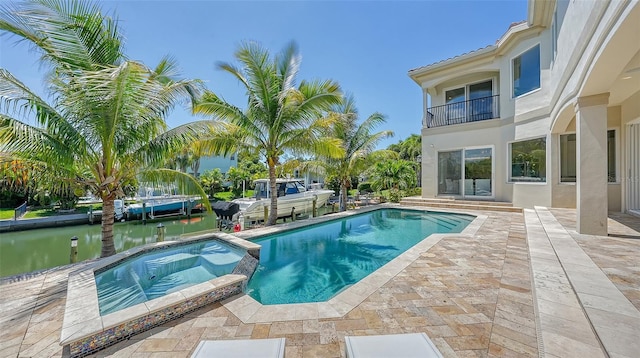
[59, 233, 261, 357]
[223, 204, 487, 323]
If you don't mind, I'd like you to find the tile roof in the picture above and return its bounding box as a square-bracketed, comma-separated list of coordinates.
[408, 45, 494, 73]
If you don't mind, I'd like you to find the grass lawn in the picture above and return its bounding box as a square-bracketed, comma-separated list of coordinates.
[0, 205, 96, 220]
[0, 209, 15, 220]
[212, 190, 254, 202]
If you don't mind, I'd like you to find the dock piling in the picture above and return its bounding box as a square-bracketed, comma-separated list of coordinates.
[156, 223, 165, 242]
[70, 236, 78, 263]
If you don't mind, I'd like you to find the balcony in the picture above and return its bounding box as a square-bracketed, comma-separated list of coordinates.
[425, 95, 500, 128]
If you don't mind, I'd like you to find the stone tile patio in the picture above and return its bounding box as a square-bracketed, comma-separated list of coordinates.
[0, 206, 638, 357]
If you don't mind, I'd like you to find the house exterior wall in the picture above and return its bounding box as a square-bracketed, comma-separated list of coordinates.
[411, 0, 639, 212]
[421, 119, 512, 202]
[197, 155, 237, 176]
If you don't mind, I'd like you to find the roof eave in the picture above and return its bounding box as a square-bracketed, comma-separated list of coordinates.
[528, 0, 556, 27]
[408, 46, 497, 83]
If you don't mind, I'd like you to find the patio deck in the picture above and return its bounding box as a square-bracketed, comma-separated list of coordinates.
[0, 206, 638, 357]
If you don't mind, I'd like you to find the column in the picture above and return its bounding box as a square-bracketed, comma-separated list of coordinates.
[574, 93, 609, 235]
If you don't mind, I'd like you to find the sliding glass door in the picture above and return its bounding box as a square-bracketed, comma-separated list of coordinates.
[469, 81, 494, 121]
[438, 150, 462, 195]
[438, 147, 493, 198]
[464, 148, 493, 196]
[445, 88, 466, 124]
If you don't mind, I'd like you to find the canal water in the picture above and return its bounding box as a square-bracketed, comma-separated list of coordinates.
[0, 214, 218, 278]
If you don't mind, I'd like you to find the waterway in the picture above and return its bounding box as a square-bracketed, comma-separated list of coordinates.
[0, 214, 218, 278]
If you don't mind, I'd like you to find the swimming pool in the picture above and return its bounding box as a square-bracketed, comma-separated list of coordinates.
[247, 208, 473, 305]
[95, 240, 245, 315]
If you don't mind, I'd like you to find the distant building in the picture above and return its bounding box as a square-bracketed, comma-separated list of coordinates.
[195, 154, 237, 177]
[409, 0, 639, 235]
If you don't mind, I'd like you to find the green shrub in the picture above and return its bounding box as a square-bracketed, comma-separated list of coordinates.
[405, 187, 421, 196]
[357, 182, 373, 193]
[388, 188, 401, 203]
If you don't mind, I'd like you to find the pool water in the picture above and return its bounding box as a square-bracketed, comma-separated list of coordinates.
[95, 240, 245, 315]
[247, 209, 473, 305]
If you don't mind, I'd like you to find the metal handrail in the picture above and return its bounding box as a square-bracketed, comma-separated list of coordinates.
[424, 94, 500, 128]
[14, 201, 27, 220]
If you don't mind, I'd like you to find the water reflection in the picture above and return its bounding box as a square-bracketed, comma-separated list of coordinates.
[0, 214, 217, 278]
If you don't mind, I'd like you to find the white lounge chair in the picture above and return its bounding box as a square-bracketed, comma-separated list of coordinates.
[191, 338, 285, 358]
[345, 333, 443, 358]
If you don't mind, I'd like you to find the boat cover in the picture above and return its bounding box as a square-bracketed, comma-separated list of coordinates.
[211, 201, 240, 218]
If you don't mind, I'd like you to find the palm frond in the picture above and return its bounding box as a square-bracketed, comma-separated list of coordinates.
[0, 0, 124, 70]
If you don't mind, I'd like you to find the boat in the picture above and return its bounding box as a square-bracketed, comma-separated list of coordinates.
[124, 187, 200, 220]
[125, 196, 200, 220]
[231, 178, 334, 222]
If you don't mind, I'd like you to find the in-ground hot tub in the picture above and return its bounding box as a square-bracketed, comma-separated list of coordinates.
[60, 233, 260, 357]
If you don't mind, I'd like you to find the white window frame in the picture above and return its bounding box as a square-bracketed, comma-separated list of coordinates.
[442, 78, 497, 104]
[558, 132, 576, 184]
[607, 128, 620, 184]
[558, 129, 619, 184]
[511, 44, 541, 99]
[551, 7, 558, 64]
[436, 145, 495, 199]
[463, 145, 496, 199]
[441, 78, 497, 124]
[507, 136, 548, 184]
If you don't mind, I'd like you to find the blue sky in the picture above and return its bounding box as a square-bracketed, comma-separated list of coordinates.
[1, 0, 527, 149]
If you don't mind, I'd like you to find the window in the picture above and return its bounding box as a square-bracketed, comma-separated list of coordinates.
[551, 14, 557, 60]
[509, 137, 546, 182]
[559, 130, 616, 183]
[560, 133, 576, 182]
[438, 147, 493, 197]
[464, 148, 493, 196]
[607, 130, 616, 182]
[438, 150, 462, 195]
[445, 87, 466, 123]
[552, 1, 570, 61]
[443, 80, 495, 124]
[513, 45, 540, 97]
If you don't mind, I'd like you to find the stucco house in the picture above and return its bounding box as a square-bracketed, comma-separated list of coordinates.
[194, 154, 238, 178]
[409, 0, 639, 235]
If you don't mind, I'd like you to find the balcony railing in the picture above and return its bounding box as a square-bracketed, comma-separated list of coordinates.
[425, 94, 500, 128]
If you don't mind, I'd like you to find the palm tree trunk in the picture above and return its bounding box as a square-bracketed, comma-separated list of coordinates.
[267, 162, 278, 226]
[100, 198, 117, 257]
[339, 183, 348, 212]
[192, 159, 200, 178]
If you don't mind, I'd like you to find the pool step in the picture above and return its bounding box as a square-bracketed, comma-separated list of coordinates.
[400, 196, 522, 213]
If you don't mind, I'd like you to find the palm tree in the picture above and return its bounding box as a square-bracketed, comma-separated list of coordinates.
[306, 94, 393, 211]
[388, 134, 421, 161]
[0, 0, 210, 257]
[193, 41, 343, 225]
[369, 159, 417, 200]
